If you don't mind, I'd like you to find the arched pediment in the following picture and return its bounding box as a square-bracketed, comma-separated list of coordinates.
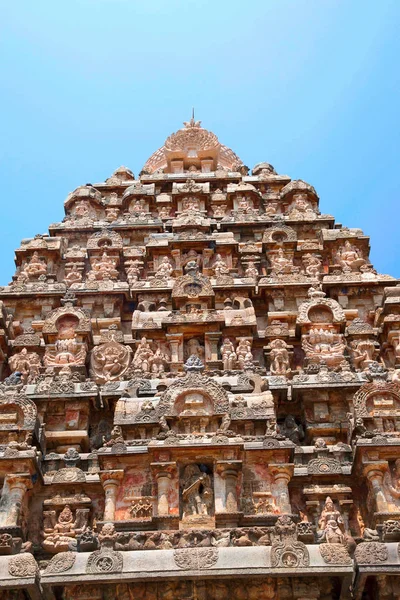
[87, 229, 123, 250]
[263, 225, 297, 244]
[354, 381, 400, 418]
[42, 305, 91, 335]
[0, 393, 37, 430]
[157, 372, 229, 416]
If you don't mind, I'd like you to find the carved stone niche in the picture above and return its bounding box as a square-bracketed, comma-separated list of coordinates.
[42, 304, 91, 370]
[302, 485, 354, 536]
[0, 392, 37, 448]
[223, 295, 256, 327]
[353, 380, 400, 437]
[42, 493, 91, 554]
[156, 370, 230, 437]
[180, 463, 214, 528]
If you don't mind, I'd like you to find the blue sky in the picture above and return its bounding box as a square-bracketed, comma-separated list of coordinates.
[1, 0, 399, 284]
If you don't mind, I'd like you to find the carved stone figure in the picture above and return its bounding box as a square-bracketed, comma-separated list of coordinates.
[181, 465, 213, 519]
[90, 341, 132, 383]
[336, 240, 366, 272]
[125, 259, 143, 285]
[19, 252, 47, 281]
[8, 348, 41, 383]
[350, 339, 378, 371]
[133, 337, 154, 373]
[269, 249, 293, 275]
[279, 415, 304, 445]
[302, 253, 322, 277]
[244, 261, 258, 279]
[236, 339, 253, 369]
[155, 256, 173, 279]
[269, 339, 290, 376]
[302, 328, 346, 368]
[221, 338, 236, 371]
[42, 504, 89, 554]
[88, 252, 118, 281]
[213, 254, 230, 278]
[44, 332, 87, 367]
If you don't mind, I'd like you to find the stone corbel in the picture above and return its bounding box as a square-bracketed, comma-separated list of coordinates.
[100, 470, 124, 521]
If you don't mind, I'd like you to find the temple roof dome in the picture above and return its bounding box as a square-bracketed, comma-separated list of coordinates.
[142, 118, 244, 175]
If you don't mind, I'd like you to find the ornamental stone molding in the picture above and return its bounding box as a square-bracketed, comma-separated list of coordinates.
[44, 551, 76, 574]
[173, 548, 219, 570]
[354, 542, 389, 564]
[270, 541, 310, 568]
[87, 229, 123, 250]
[8, 553, 39, 578]
[0, 393, 37, 429]
[319, 543, 352, 565]
[86, 549, 123, 574]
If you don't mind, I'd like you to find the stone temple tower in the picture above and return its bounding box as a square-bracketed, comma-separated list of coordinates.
[0, 118, 399, 600]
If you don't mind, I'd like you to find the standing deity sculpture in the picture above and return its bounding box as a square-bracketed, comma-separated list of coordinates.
[133, 337, 154, 373]
[383, 460, 400, 509]
[302, 253, 322, 277]
[181, 465, 213, 519]
[269, 339, 290, 376]
[318, 497, 345, 542]
[236, 339, 254, 369]
[9, 348, 41, 384]
[221, 338, 237, 371]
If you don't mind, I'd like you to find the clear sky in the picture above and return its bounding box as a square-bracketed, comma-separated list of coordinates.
[1, 0, 399, 284]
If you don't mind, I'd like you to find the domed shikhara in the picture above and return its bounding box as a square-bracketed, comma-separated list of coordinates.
[142, 117, 244, 174]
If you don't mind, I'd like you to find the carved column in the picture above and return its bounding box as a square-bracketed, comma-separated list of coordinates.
[270, 465, 294, 514]
[100, 470, 124, 521]
[216, 461, 241, 512]
[0, 474, 32, 527]
[151, 461, 177, 517]
[363, 463, 388, 513]
[166, 333, 183, 366]
[155, 471, 172, 516]
[205, 332, 222, 363]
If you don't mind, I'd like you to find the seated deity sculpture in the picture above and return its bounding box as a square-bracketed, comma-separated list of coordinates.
[125, 259, 142, 285]
[236, 339, 254, 369]
[42, 504, 89, 554]
[269, 249, 293, 275]
[158, 206, 171, 219]
[288, 193, 315, 219]
[65, 264, 83, 285]
[9, 348, 41, 384]
[212, 204, 227, 218]
[73, 200, 91, 219]
[302, 253, 322, 277]
[302, 328, 346, 368]
[150, 347, 169, 375]
[44, 329, 86, 367]
[350, 339, 377, 371]
[105, 207, 119, 222]
[279, 415, 304, 445]
[264, 202, 278, 217]
[244, 260, 258, 279]
[181, 464, 213, 519]
[88, 251, 118, 281]
[19, 252, 47, 281]
[155, 256, 173, 279]
[336, 241, 366, 273]
[221, 338, 237, 371]
[213, 254, 230, 278]
[269, 339, 290, 376]
[237, 196, 254, 214]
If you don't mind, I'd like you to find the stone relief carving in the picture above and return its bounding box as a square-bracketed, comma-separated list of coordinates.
[90, 341, 132, 383]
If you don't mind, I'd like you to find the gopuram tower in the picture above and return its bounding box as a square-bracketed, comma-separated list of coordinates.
[0, 119, 399, 600]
